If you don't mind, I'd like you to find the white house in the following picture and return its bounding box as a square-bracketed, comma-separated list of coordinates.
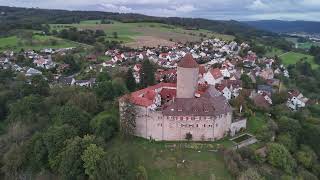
[112, 55, 124, 63]
[215, 84, 232, 100]
[287, 90, 309, 111]
[26, 68, 42, 77]
[220, 68, 231, 78]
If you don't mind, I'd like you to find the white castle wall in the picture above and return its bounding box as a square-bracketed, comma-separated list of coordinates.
[132, 106, 233, 141]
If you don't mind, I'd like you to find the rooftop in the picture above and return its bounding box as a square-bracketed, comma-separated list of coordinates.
[177, 53, 199, 68]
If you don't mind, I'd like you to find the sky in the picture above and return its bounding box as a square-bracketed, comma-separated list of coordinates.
[2, 0, 320, 21]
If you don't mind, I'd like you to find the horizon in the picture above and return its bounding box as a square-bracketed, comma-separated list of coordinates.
[1, 0, 320, 22]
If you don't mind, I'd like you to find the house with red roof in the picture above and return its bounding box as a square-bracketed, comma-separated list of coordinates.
[133, 64, 142, 72]
[203, 68, 224, 85]
[155, 69, 177, 82]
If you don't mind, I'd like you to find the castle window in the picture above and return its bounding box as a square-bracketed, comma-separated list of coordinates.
[180, 117, 183, 120]
[216, 123, 218, 127]
[186, 117, 189, 120]
[196, 124, 199, 127]
[204, 124, 206, 127]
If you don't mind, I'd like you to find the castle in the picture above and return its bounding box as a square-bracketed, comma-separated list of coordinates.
[120, 54, 246, 141]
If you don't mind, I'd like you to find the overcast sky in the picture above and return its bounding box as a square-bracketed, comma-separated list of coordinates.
[2, 0, 320, 21]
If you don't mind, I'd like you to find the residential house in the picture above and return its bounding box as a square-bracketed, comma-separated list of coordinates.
[215, 84, 232, 100]
[26, 68, 42, 76]
[74, 78, 96, 87]
[287, 90, 309, 111]
[203, 68, 224, 85]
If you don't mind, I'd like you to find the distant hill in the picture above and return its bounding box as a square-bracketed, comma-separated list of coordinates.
[244, 20, 320, 34]
[0, 6, 294, 51]
[0, 6, 272, 38]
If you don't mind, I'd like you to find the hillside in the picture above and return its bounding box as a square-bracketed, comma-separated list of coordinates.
[244, 20, 320, 34]
[0, 6, 272, 38]
[51, 20, 234, 48]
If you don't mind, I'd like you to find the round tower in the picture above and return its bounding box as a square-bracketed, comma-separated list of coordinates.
[177, 53, 199, 98]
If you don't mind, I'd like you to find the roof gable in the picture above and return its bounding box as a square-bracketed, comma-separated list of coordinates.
[178, 53, 199, 68]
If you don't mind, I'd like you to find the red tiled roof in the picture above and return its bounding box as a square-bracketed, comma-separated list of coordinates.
[215, 84, 226, 92]
[288, 90, 301, 98]
[210, 68, 223, 79]
[129, 82, 176, 107]
[178, 53, 199, 68]
[221, 80, 242, 89]
[160, 88, 176, 99]
[134, 64, 142, 71]
[144, 90, 156, 100]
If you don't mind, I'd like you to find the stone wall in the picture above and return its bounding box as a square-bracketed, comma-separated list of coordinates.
[230, 118, 247, 137]
[132, 105, 233, 141]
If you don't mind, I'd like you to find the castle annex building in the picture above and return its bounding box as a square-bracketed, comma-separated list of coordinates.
[120, 54, 246, 141]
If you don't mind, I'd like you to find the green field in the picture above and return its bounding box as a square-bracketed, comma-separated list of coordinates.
[80, 20, 102, 24]
[264, 47, 285, 57]
[109, 137, 233, 180]
[0, 35, 86, 51]
[50, 20, 234, 45]
[286, 37, 320, 50]
[280, 51, 318, 69]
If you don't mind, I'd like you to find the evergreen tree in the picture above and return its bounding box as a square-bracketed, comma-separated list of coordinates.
[126, 68, 136, 92]
[140, 60, 155, 88]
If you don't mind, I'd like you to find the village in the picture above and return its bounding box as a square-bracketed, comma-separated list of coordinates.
[0, 38, 310, 113]
[2, 4, 320, 179]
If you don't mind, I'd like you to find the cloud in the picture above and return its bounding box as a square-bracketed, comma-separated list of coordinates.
[247, 0, 269, 11]
[1, 0, 320, 21]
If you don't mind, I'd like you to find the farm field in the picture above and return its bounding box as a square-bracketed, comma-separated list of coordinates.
[50, 20, 235, 48]
[280, 51, 318, 69]
[108, 137, 233, 180]
[0, 35, 86, 51]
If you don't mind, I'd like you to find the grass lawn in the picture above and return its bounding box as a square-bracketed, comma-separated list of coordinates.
[0, 35, 86, 51]
[247, 113, 268, 135]
[280, 51, 318, 69]
[108, 137, 233, 180]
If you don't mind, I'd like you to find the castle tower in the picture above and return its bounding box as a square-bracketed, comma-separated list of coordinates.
[177, 53, 199, 98]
